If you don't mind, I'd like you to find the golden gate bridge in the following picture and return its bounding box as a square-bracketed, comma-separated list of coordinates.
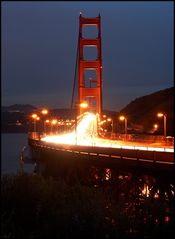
[27, 13, 174, 175]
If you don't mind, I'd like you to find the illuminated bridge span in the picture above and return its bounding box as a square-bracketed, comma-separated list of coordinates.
[40, 112, 173, 153]
[28, 112, 174, 174]
[29, 139, 174, 172]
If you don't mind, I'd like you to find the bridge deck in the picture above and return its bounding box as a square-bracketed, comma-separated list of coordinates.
[28, 138, 174, 174]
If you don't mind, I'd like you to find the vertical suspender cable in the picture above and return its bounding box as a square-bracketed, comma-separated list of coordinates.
[70, 32, 80, 111]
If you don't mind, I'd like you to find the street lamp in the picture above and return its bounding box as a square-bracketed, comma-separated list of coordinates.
[154, 124, 158, 130]
[31, 114, 37, 138]
[119, 115, 127, 140]
[51, 119, 57, 134]
[107, 118, 114, 137]
[157, 112, 167, 138]
[36, 117, 40, 139]
[41, 109, 48, 135]
[57, 121, 61, 134]
[45, 119, 50, 134]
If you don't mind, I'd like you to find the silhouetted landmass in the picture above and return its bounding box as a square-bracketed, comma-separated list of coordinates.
[2, 104, 37, 113]
[119, 87, 174, 135]
[1, 87, 174, 135]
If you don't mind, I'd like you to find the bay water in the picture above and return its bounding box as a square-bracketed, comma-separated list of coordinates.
[1, 133, 34, 175]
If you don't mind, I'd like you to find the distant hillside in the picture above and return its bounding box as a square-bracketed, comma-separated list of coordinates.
[120, 87, 174, 135]
[2, 104, 37, 113]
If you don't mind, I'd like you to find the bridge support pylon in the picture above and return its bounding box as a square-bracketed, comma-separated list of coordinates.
[78, 13, 102, 116]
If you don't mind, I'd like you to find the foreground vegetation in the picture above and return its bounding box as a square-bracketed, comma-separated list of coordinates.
[1, 173, 174, 238]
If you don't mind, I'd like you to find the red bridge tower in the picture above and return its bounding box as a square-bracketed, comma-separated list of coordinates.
[78, 13, 102, 116]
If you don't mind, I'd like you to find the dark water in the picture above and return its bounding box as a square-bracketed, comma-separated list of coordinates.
[1, 133, 34, 174]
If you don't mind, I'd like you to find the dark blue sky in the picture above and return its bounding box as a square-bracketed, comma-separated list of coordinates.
[2, 1, 173, 111]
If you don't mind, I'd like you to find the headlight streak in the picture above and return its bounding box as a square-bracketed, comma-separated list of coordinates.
[41, 113, 174, 153]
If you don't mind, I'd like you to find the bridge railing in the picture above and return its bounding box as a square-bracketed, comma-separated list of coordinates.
[28, 131, 174, 147]
[28, 138, 174, 171]
[100, 133, 174, 146]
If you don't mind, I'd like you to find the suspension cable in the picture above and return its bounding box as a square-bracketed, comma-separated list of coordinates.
[70, 32, 80, 111]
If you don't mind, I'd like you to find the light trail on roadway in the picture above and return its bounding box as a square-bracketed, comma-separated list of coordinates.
[41, 112, 174, 153]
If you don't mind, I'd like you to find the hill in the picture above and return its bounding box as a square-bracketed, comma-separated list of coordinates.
[119, 87, 174, 135]
[2, 104, 37, 113]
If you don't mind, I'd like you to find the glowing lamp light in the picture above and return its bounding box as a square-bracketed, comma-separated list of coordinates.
[154, 124, 158, 129]
[119, 116, 125, 121]
[52, 119, 57, 125]
[36, 117, 40, 120]
[41, 109, 48, 115]
[157, 113, 164, 117]
[80, 102, 88, 109]
[45, 119, 50, 123]
[32, 114, 37, 119]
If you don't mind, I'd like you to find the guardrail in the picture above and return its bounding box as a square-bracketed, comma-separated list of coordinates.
[28, 138, 174, 171]
[28, 132, 174, 152]
[28, 132, 174, 147]
[100, 132, 174, 146]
